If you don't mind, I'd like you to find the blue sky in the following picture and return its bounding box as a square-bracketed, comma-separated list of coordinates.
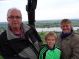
[0, 0, 79, 22]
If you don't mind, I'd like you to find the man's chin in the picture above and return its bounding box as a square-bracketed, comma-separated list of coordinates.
[63, 31, 70, 33]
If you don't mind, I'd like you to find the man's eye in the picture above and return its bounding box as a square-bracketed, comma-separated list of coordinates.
[8, 16, 21, 19]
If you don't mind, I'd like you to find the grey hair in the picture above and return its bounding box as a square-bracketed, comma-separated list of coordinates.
[7, 8, 22, 17]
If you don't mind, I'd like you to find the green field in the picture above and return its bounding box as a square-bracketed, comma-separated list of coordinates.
[35, 20, 79, 28]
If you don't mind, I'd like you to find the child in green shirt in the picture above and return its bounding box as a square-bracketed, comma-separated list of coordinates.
[39, 32, 61, 59]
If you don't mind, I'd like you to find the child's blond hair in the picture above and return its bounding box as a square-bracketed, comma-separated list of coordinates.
[45, 31, 57, 41]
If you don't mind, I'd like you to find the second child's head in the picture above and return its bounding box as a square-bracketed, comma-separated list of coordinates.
[45, 32, 57, 49]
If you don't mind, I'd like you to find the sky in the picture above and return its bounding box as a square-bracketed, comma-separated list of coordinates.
[0, 0, 79, 22]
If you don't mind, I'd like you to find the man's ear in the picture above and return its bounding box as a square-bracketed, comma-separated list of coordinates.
[7, 17, 9, 21]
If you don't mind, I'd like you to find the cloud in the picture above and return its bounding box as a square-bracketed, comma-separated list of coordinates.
[0, 0, 79, 22]
[36, 0, 79, 20]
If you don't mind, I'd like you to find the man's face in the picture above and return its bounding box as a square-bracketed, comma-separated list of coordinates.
[7, 10, 22, 29]
[46, 36, 56, 49]
[61, 23, 72, 33]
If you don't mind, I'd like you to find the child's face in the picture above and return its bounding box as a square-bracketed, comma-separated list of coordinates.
[46, 36, 56, 49]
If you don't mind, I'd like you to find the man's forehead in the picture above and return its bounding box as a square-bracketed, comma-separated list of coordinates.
[61, 22, 71, 25]
[7, 8, 22, 16]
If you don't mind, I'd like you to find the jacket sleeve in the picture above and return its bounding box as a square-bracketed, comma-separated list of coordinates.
[29, 26, 42, 43]
[25, 26, 42, 52]
[71, 35, 79, 59]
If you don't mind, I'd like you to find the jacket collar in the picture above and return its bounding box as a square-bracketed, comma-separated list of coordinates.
[6, 23, 30, 40]
[47, 45, 55, 50]
[60, 29, 73, 39]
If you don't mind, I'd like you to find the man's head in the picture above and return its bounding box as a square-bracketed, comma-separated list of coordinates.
[45, 32, 57, 49]
[7, 8, 22, 29]
[60, 19, 72, 33]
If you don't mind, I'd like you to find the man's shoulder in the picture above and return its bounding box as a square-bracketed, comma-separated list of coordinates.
[22, 23, 31, 32]
[0, 30, 6, 36]
[0, 30, 7, 41]
[70, 32, 79, 39]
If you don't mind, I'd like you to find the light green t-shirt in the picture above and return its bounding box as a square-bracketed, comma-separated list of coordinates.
[46, 48, 61, 59]
[39, 45, 61, 59]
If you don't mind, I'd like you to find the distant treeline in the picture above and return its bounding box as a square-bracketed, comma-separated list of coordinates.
[0, 20, 79, 32]
[35, 20, 79, 28]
